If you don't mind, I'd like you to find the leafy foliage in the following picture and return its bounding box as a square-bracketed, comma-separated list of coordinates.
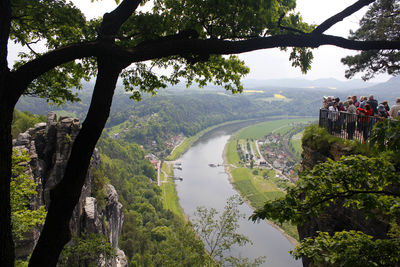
[251, 122, 400, 265]
[59, 233, 115, 267]
[292, 229, 400, 267]
[122, 55, 250, 101]
[193, 195, 265, 266]
[301, 124, 343, 154]
[252, 154, 399, 224]
[11, 149, 46, 240]
[11, 109, 46, 138]
[371, 118, 400, 152]
[341, 0, 400, 80]
[113, 0, 314, 99]
[10, 0, 96, 103]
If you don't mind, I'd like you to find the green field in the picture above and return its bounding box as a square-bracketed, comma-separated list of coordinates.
[225, 138, 241, 166]
[160, 163, 185, 221]
[224, 118, 315, 241]
[235, 117, 314, 139]
[107, 121, 130, 135]
[229, 165, 299, 240]
[274, 125, 293, 135]
[290, 131, 304, 156]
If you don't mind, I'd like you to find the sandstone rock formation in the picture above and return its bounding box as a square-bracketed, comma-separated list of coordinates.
[13, 113, 126, 266]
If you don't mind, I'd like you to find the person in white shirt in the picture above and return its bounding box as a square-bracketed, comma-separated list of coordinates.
[388, 98, 400, 118]
[328, 102, 339, 134]
[346, 100, 357, 139]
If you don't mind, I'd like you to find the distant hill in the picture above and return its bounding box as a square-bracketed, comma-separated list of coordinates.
[242, 77, 377, 91]
[350, 76, 400, 105]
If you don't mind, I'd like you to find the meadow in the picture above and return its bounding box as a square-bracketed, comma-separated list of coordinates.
[160, 162, 185, 221]
[224, 118, 315, 240]
[235, 117, 314, 139]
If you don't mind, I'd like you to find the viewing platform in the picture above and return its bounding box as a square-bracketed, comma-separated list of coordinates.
[319, 109, 384, 143]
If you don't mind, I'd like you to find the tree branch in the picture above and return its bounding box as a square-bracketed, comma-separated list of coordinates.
[26, 43, 39, 56]
[10, 41, 130, 99]
[100, 0, 142, 37]
[304, 189, 400, 211]
[127, 34, 400, 62]
[12, 33, 400, 100]
[313, 0, 376, 34]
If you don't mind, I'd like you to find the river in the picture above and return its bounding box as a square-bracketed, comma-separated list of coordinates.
[174, 122, 302, 267]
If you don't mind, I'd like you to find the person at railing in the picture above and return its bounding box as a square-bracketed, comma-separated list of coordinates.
[378, 101, 389, 118]
[360, 96, 367, 108]
[346, 100, 357, 140]
[338, 101, 346, 112]
[344, 99, 351, 111]
[357, 104, 373, 143]
[367, 95, 378, 115]
[384, 100, 390, 112]
[337, 101, 346, 134]
[389, 98, 400, 118]
[328, 102, 339, 134]
[322, 96, 334, 109]
[352, 95, 360, 108]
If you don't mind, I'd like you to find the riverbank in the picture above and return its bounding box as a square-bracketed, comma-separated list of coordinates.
[222, 139, 299, 247]
[162, 117, 311, 244]
[166, 119, 254, 160]
[165, 116, 310, 161]
[160, 161, 186, 221]
[220, 118, 316, 244]
[162, 120, 254, 220]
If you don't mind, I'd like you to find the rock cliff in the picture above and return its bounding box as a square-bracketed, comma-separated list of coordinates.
[298, 138, 389, 267]
[13, 113, 127, 267]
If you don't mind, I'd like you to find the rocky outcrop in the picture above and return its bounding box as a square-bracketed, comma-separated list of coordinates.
[298, 137, 390, 267]
[300, 141, 354, 172]
[13, 113, 126, 266]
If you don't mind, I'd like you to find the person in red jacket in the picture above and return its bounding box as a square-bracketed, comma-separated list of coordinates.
[357, 104, 373, 142]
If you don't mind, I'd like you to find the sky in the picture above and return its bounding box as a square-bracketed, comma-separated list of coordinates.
[8, 0, 391, 83]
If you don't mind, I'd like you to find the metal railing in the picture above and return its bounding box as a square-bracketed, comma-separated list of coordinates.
[319, 109, 384, 142]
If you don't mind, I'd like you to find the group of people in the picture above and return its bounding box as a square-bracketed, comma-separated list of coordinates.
[321, 95, 400, 141]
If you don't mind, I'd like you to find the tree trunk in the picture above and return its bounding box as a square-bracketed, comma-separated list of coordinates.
[0, 0, 15, 266]
[28, 56, 124, 267]
[0, 102, 15, 267]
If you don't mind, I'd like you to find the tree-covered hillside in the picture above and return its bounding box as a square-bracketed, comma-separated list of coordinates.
[103, 92, 318, 156]
[11, 110, 46, 139]
[96, 138, 208, 266]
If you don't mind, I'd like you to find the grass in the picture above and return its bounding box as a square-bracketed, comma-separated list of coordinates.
[107, 121, 130, 135]
[250, 140, 258, 158]
[274, 125, 293, 135]
[224, 118, 313, 241]
[247, 194, 267, 209]
[228, 163, 299, 240]
[264, 191, 285, 201]
[235, 118, 314, 139]
[233, 179, 257, 196]
[166, 136, 196, 161]
[290, 131, 304, 156]
[225, 137, 241, 166]
[160, 162, 185, 221]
